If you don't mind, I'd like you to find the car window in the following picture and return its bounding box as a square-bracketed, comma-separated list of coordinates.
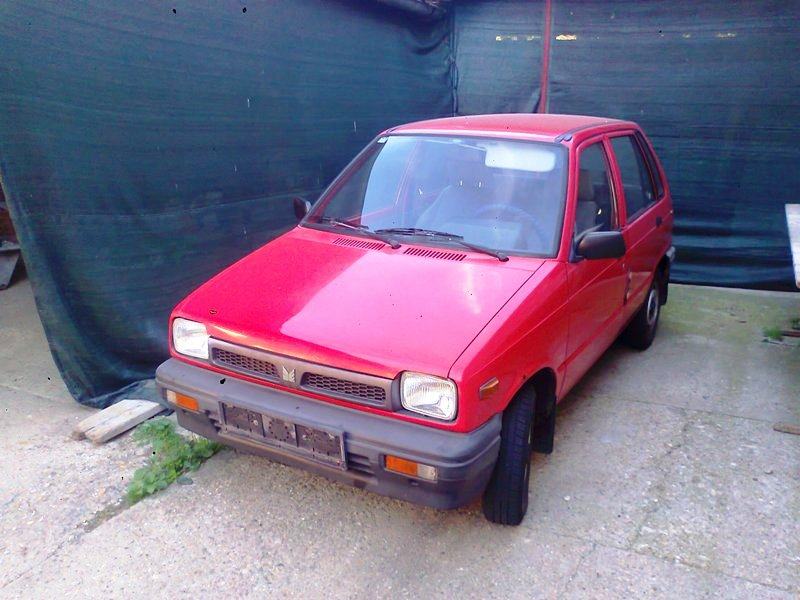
[307, 135, 568, 256]
[611, 135, 656, 220]
[635, 133, 664, 199]
[574, 142, 615, 239]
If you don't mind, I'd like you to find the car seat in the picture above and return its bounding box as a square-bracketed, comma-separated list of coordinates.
[416, 158, 491, 229]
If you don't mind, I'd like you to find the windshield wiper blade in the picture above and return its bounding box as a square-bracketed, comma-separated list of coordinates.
[450, 239, 508, 262]
[375, 228, 508, 262]
[375, 227, 457, 238]
[319, 217, 400, 249]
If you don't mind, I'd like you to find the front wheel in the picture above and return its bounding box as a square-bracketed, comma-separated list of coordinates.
[482, 386, 535, 525]
[622, 275, 661, 350]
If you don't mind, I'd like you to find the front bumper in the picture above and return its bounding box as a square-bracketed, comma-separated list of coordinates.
[156, 359, 501, 509]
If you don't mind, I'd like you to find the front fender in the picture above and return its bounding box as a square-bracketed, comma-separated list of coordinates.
[449, 262, 569, 430]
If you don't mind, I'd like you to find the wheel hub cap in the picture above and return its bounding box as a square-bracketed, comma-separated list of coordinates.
[646, 287, 659, 326]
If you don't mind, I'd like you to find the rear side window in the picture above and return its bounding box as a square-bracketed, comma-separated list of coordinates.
[611, 135, 656, 220]
[636, 133, 664, 198]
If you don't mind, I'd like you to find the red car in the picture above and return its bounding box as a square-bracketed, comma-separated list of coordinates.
[156, 114, 674, 525]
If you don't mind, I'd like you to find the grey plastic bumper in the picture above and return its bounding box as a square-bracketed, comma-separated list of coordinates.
[156, 359, 501, 509]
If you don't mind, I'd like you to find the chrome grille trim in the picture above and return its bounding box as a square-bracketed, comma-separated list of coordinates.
[208, 339, 393, 410]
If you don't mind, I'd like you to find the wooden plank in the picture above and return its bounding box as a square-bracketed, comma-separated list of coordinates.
[84, 400, 166, 444]
[773, 422, 800, 436]
[74, 399, 166, 444]
[786, 204, 800, 289]
[72, 399, 140, 440]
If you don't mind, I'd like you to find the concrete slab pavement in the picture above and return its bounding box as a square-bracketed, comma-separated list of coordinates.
[1, 279, 798, 599]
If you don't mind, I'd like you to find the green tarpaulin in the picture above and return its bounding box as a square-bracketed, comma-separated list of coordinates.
[1, 0, 797, 405]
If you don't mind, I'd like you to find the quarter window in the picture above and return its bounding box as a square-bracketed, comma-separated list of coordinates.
[636, 133, 664, 199]
[611, 135, 656, 220]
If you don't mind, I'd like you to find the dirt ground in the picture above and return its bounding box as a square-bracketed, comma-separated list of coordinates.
[1, 278, 798, 599]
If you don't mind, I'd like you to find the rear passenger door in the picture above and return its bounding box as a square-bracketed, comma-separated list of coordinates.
[608, 133, 666, 314]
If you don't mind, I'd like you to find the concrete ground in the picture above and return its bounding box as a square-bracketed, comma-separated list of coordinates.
[1, 278, 798, 599]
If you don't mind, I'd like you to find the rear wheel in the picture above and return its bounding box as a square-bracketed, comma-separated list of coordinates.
[482, 386, 535, 525]
[622, 275, 661, 350]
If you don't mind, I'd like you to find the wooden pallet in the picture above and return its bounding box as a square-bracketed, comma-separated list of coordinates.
[72, 399, 166, 444]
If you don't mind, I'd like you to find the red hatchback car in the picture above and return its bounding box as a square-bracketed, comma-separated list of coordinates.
[156, 114, 674, 525]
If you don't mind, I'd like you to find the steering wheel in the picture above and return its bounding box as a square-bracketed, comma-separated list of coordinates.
[474, 204, 549, 250]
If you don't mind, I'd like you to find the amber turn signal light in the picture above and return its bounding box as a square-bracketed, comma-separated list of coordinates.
[165, 389, 199, 412]
[384, 455, 437, 481]
[478, 376, 500, 400]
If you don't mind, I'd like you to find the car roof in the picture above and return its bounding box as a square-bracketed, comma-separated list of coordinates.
[388, 113, 633, 141]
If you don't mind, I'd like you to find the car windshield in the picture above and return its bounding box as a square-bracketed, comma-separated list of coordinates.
[304, 135, 568, 256]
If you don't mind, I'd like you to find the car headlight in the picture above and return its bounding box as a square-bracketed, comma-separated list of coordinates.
[400, 372, 457, 421]
[172, 318, 209, 359]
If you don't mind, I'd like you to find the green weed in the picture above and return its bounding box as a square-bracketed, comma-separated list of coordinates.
[126, 417, 223, 504]
[762, 326, 784, 341]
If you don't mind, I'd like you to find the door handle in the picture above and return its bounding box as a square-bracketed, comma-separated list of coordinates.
[655, 216, 663, 228]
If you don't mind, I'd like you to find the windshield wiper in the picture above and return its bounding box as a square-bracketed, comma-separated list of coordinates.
[375, 227, 508, 262]
[319, 217, 400, 249]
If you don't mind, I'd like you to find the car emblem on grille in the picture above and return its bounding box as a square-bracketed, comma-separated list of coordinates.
[281, 366, 296, 383]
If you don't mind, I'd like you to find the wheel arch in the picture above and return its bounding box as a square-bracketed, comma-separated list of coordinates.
[657, 254, 670, 305]
[507, 367, 557, 454]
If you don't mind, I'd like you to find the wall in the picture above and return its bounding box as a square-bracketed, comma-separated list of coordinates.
[452, 0, 800, 289]
[0, 0, 452, 405]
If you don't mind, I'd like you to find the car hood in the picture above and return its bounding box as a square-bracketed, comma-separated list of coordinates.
[175, 227, 545, 378]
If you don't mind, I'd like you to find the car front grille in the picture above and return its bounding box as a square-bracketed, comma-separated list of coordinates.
[212, 347, 278, 380]
[301, 372, 386, 406]
[207, 340, 393, 410]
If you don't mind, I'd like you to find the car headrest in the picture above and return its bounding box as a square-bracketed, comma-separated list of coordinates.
[448, 159, 491, 191]
[578, 169, 594, 203]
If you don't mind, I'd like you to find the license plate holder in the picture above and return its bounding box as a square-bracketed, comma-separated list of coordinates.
[220, 402, 346, 469]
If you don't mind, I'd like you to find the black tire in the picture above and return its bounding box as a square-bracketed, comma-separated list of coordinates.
[482, 386, 535, 525]
[622, 274, 661, 350]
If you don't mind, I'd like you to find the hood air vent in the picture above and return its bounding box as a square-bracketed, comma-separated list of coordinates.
[403, 247, 466, 261]
[332, 237, 385, 251]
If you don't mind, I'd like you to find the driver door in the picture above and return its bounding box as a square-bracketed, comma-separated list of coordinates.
[562, 137, 628, 394]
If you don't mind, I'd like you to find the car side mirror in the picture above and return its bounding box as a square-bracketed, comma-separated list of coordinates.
[293, 197, 312, 221]
[576, 230, 626, 260]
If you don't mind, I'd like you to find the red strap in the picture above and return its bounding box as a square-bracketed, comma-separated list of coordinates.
[538, 0, 553, 114]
